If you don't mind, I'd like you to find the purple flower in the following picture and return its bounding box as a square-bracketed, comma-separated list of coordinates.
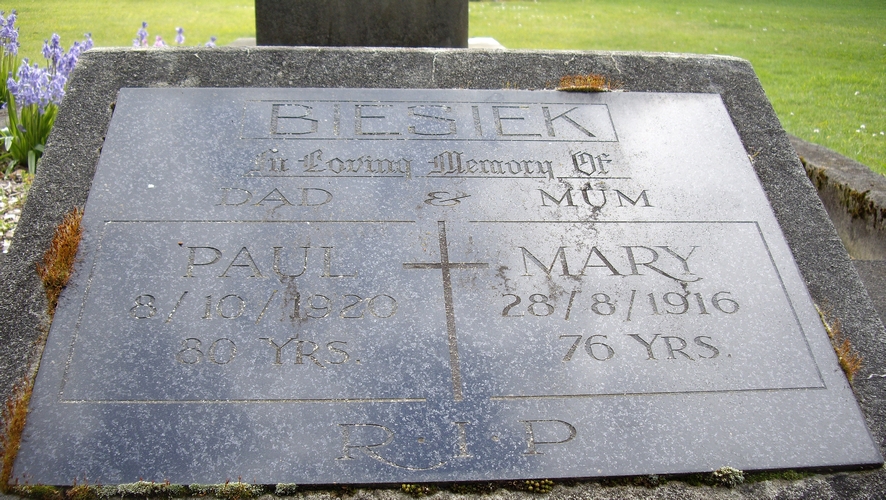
[6, 74, 17, 100]
[42, 34, 64, 74]
[1, 10, 20, 56]
[48, 72, 66, 104]
[205, 36, 217, 48]
[175, 27, 185, 45]
[8, 59, 54, 112]
[36, 33, 93, 82]
[57, 44, 81, 78]
[133, 21, 148, 47]
[8, 54, 72, 113]
[153, 35, 166, 47]
[57, 50, 76, 77]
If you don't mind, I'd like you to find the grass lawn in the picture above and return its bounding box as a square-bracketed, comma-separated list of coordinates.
[8, 1, 254, 55]
[472, 0, 885, 174]
[6, 0, 885, 173]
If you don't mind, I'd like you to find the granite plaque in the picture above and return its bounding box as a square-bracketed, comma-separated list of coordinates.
[14, 88, 881, 484]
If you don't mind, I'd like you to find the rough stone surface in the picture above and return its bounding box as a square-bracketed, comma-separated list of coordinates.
[255, 0, 469, 48]
[788, 135, 886, 351]
[1, 47, 885, 497]
[791, 135, 886, 260]
[854, 260, 886, 340]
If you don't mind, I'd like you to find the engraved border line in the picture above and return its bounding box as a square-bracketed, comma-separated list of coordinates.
[58, 221, 110, 399]
[241, 138, 617, 143]
[751, 221, 826, 386]
[243, 174, 406, 178]
[490, 386, 827, 401]
[469, 220, 762, 224]
[60, 398, 427, 405]
[98, 220, 417, 224]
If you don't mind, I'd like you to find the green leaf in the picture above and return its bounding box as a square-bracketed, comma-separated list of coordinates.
[0, 127, 11, 152]
[27, 150, 36, 176]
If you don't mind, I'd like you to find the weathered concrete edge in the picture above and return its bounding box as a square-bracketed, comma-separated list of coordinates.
[1, 47, 885, 498]
[790, 134, 886, 260]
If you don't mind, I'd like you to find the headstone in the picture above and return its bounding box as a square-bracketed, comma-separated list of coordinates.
[255, 0, 469, 48]
[3, 50, 884, 492]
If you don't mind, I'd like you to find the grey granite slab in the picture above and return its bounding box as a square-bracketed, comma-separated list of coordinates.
[11, 87, 881, 484]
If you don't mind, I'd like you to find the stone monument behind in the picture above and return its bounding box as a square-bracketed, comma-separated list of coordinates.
[255, 0, 469, 48]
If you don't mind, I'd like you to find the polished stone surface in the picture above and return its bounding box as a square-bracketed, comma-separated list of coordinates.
[14, 88, 881, 484]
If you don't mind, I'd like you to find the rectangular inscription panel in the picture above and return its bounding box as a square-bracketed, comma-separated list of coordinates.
[14, 88, 881, 484]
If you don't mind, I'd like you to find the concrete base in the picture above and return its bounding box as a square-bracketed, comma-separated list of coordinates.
[789, 135, 886, 338]
[791, 135, 886, 260]
[855, 260, 886, 329]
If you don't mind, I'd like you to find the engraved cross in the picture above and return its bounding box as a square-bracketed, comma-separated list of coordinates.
[403, 221, 488, 401]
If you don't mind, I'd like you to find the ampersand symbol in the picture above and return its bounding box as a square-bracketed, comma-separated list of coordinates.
[424, 191, 470, 207]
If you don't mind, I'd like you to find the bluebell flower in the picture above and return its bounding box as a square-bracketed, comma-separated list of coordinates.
[2, 15, 92, 171]
[56, 35, 92, 79]
[9, 60, 41, 108]
[57, 50, 77, 79]
[153, 35, 166, 47]
[205, 36, 217, 48]
[6, 73, 19, 100]
[133, 21, 148, 47]
[8, 57, 69, 112]
[48, 72, 66, 104]
[175, 27, 185, 45]
[1, 10, 20, 56]
[42, 34, 64, 75]
[7, 31, 90, 112]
